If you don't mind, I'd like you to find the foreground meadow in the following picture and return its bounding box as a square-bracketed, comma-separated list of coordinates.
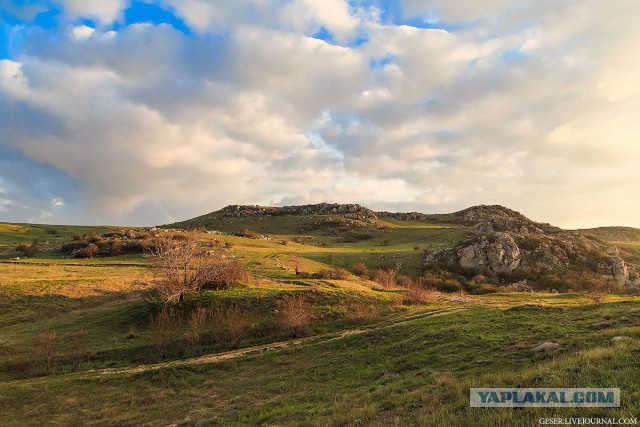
[1, 222, 640, 425]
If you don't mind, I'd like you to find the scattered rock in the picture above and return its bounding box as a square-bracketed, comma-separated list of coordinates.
[611, 336, 634, 344]
[511, 280, 533, 292]
[534, 342, 560, 351]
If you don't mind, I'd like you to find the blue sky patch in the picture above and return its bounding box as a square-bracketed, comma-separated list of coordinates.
[122, 1, 191, 34]
[370, 53, 397, 69]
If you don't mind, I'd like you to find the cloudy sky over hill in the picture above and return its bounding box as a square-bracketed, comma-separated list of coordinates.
[1, 0, 639, 227]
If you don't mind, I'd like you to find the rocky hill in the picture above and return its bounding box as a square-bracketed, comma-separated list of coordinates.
[166, 203, 640, 292]
[167, 203, 380, 230]
[425, 206, 640, 292]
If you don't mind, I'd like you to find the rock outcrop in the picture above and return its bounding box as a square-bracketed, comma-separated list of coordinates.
[426, 205, 640, 291]
[534, 342, 560, 351]
[218, 203, 378, 220]
[455, 233, 522, 274]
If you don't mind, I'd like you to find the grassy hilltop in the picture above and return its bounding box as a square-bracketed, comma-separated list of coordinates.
[1, 204, 640, 425]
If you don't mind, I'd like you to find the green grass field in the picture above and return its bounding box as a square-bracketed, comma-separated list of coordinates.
[1, 221, 640, 426]
[2, 299, 640, 426]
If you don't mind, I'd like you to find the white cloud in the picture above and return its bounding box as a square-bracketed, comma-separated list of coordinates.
[2, 1, 640, 228]
[60, 0, 129, 25]
[70, 25, 95, 40]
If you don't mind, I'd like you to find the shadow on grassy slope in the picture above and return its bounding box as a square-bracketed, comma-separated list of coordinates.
[2, 301, 639, 426]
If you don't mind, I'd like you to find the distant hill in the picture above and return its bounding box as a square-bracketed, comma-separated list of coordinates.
[577, 226, 640, 243]
[164, 203, 522, 230]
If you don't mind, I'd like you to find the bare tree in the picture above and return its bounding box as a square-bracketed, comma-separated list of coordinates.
[290, 254, 302, 275]
[147, 234, 218, 304]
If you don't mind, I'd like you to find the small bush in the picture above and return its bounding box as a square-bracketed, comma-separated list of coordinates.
[276, 295, 315, 337]
[332, 268, 349, 280]
[188, 306, 208, 346]
[374, 268, 398, 288]
[351, 262, 369, 277]
[586, 291, 607, 306]
[202, 260, 248, 289]
[233, 228, 258, 239]
[150, 307, 177, 358]
[75, 243, 99, 258]
[35, 329, 59, 375]
[225, 305, 253, 347]
[338, 231, 375, 243]
[403, 279, 436, 304]
[312, 268, 348, 280]
[16, 240, 39, 257]
[313, 269, 333, 279]
[436, 279, 464, 293]
[347, 303, 379, 322]
[292, 236, 308, 245]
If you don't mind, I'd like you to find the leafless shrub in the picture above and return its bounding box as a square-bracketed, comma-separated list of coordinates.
[75, 243, 99, 259]
[332, 268, 349, 280]
[68, 329, 90, 371]
[312, 268, 348, 280]
[351, 262, 368, 277]
[35, 329, 59, 374]
[276, 294, 315, 337]
[16, 240, 39, 257]
[150, 307, 177, 358]
[374, 268, 398, 288]
[225, 305, 253, 347]
[403, 278, 437, 305]
[207, 305, 228, 342]
[314, 269, 333, 279]
[348, 303, 379, 321]
[214, 260, 248, 288]
[188, 306, 208, 346]
[586, 290, 608, 306]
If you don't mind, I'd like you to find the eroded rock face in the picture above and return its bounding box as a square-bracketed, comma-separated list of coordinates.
[428, 233, 522, 274]
[457, 244, 487, 271]
[599, 255, 640, 291]
[488, 233, 522, 273]
[610, 256, 629, 285]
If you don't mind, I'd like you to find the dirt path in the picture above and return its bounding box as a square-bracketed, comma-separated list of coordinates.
[99, 307, 466, 376]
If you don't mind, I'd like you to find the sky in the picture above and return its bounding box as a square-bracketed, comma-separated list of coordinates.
[0, 0, 639, 228]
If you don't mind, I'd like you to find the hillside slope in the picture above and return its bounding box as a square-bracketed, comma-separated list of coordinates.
[166, 203, 640, 292]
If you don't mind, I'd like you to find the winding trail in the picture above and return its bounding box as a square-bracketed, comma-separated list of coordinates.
[99, 307, 466, 376]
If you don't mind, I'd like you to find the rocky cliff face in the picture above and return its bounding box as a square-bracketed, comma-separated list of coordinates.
[426, 206, 640, 292]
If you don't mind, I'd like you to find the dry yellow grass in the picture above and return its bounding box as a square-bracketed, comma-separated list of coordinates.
[0, 224, 28, 233]
[0, 263, 151, 299]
